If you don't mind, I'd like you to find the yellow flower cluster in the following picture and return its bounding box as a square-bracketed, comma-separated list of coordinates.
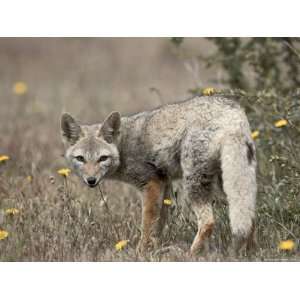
[274, 119, 288, 128]
[115, 240, 129, 251]
[13, 81, 28, 95]
[0, 230, 9, 240]
[163, 199, 172, 206]
[0, 155, 10, 162]
[251, 119, 288, 141]
[5, 208, 20, 216]
[202, 87, 216, 96]
[57, 168, 71, 177]
[278, 240, 295, 251]
[251, 130, 260, 140]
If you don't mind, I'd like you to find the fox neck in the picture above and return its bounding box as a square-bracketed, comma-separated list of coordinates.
[107, 117, 131, 180]
[104, 115, 153, 187]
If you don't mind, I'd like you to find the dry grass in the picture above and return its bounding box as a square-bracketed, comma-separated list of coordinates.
[0, 38, 299, 261]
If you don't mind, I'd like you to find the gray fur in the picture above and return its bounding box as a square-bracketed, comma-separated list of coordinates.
[61, 95, 257, 253]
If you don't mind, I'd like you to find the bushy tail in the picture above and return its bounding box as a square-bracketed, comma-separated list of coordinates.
[221, 135, 257, 243]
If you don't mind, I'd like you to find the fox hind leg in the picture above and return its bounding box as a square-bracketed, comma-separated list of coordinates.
[183, 176, 215, 255]
[181, 129, 217, 255]
[182, 167, 215, 255]
[190, 201, 215, 255]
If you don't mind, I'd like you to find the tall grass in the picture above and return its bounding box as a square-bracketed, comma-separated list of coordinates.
[0, 38, 299, 261]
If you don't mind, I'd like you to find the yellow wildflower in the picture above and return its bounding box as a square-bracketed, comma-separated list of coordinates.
[115, 240, 129, 251]
[0, 230, 9, 240]
[278, 240, 295, 251]
[57, 168, 71, 177]
[0, 155, 10, 162]
[13, 81, 28, 95]
[26, 175, 32, 182]
[251, 130, 260, 140]
[163, 199, 173, 206]
[5, 208, 20, 216]
[203, 87, 216, 96]
[274, 119, 288, 128]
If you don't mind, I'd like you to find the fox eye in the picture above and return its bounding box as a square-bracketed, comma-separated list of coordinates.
[75, 155, 85, 163]
[98, 155, 109, 163]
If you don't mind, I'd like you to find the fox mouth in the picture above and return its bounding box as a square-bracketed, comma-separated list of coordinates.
[87, 182, 98, 188]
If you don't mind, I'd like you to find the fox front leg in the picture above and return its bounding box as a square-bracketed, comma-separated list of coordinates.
[137, 178, 168, 254]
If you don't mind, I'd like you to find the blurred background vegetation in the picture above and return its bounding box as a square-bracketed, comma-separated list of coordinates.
[0, 38, 299, 261]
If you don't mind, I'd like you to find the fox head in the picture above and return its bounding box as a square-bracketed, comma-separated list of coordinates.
[61, 112, 121, 188]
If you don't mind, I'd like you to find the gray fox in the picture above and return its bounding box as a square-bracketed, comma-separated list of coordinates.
[61, 95, 257, 255]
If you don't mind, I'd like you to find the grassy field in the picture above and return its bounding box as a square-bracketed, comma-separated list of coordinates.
[0, 38, 299, 261]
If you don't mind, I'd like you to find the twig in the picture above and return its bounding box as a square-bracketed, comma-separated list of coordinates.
[64, 177, 70, 199]
[98, 185, 121, 241]
[283, 40, 300, 60]
[263, 212, 298, 240]
[149, 87, 164, 105]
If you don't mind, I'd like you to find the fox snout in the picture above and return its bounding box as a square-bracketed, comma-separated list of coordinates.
[82, 163, 100, 187]
[85, 176, 98, 188]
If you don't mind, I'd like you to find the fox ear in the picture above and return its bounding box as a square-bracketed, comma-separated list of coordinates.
[61, 113, 83, 145]
[100, 111, 121, 143]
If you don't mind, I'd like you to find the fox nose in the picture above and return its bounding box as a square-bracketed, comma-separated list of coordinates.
[87, 177, 97, 186]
